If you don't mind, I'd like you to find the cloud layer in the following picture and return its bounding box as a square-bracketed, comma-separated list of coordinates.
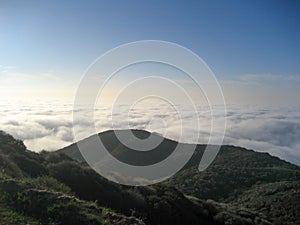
[0, 99, 299, 165]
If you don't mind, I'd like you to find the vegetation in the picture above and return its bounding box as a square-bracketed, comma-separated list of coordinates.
[0, 129, 299, 225]
[230, 181, 300, 225]
[0, 131, 144, 225]
[168, 145, 300, 201]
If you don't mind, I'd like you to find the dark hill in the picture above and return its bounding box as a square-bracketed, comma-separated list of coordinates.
[58, 129, 300, 225]
[59, 129, 299, 200]
[58, 129, 181, 166]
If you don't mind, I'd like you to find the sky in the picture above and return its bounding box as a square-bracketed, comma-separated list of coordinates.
[0, 1, 300, 164]
[0, 0, 299, 103]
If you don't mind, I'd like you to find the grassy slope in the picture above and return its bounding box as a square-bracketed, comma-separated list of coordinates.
[0, 131, 144, 225]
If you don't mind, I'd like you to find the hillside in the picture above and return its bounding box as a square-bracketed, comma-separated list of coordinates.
[169, 145, 300, 200]
[230, 180, 300, 225]
[0, 130, 276, 225]
[0, 131, 145, 225]
[59, 129, 300, 225]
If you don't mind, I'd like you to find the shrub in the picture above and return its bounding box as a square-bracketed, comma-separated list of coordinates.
[22, 176, 71, 194]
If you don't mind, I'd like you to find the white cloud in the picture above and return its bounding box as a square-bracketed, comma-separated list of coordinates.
[0, 99, 299, 165]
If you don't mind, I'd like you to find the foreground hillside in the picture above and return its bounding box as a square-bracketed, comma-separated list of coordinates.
[0, 131, 146, 225]
[0, 130, 278, 225]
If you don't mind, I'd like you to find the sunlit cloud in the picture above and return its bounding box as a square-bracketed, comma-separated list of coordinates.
[0, 99, 299, 165]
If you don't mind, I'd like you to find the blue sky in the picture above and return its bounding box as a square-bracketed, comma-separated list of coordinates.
[0, 0, 299, 103]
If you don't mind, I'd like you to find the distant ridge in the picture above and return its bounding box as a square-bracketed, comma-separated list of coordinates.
[59, 129, 297, 170]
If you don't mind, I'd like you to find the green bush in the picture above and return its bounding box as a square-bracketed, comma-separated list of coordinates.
[22, 176, 71, 194]
[8, 153, 47, 177]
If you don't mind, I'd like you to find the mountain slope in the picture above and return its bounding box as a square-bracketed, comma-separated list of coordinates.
[0, 130, 145, 225]
[59, 129, 300, 200]
[169, 145, 300, 201]
[1, 130, 274, 225]
[59, 129, 300, 225]
[59, 129, 182, 166]
[229, 180, 300, 225]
